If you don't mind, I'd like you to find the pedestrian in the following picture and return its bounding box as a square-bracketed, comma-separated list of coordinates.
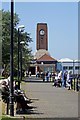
[29, 71, 31, 78]
[63, 71, 67, 88]
[52, 72, 58, 87]
[49, 72, 52, 81]
[42, 72, 45, 82]
[1, 81, 9, 103]
[24, 71, 27, 77]
[57, 71, 62, 87]
[36, 71, 39, 78]
[46, 71, 49, 82]
[66, 71, 72, 90]
[52, 72, 56, 82]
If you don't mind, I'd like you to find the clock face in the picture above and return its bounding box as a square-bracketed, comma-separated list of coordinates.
[40, 29, 45, 35]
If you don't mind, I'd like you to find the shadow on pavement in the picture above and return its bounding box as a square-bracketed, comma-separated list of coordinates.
[30, 98, 39, 101]
[16, 108, 43, 115]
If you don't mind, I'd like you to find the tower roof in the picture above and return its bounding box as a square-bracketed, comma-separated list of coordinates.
[37, 23, 47, 25]
[34, 49, 50, 60]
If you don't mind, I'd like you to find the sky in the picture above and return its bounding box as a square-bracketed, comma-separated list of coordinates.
[1, 2, 78, 60]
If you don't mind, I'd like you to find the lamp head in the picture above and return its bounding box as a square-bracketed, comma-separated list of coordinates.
[20, 41, 25, 44]
[18, 25, 25, 29]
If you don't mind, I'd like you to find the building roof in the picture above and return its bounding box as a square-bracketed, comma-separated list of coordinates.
[74, 60, 80, 62]
[58, 58, 73, 62]
[37, 54, 57, 62]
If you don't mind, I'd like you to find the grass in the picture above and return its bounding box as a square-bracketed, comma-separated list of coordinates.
[1, 116, 17, 120]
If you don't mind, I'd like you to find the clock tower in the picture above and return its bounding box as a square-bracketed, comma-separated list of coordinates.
[32, 23, 57, 74]
[36, 23, 48, 50]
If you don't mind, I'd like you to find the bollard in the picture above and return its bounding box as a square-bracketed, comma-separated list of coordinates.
[74, 78, 75, 91]
[76, 78, 79, 91]
[71, 78, 73, 89]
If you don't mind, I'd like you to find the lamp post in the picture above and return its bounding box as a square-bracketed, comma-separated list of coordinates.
[20, 41, 25, 82]
[18, 25, 25, 89]
[10, 0, 14, 116]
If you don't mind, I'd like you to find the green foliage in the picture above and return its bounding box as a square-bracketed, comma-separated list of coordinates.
[1, 116, 16, 120]
[2, 10, 19, 64]
[1, 9, 33, 76]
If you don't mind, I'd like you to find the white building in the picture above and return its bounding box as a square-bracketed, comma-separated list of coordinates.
[57, 58, 80, 75]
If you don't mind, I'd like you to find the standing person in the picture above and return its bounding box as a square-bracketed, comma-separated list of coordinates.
[1, 81, 10, 114]
[52, 72, 56, 83]
[42, 72, 45, 82]
[46, 71, 49, 82]
[36, 71, 39, 78]
[1, 81, 9, 103]
[63, 71, 67, 88]
[53, 72, 58, 87]
[66, 71, 71, 90]
[57, 71, 62, 87]
[26, 71, 28, 77]
[24, 71, 27, 77]
[29, 71, 31, 78]
[49, 72, 52, 81]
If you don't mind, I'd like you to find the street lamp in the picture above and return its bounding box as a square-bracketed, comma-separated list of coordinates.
[20, 41, 25, 83]
[10, 0, 14, 116]
[18, 25, 25, 89]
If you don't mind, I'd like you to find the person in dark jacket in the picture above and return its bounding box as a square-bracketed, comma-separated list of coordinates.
[1, 81, 9, 103]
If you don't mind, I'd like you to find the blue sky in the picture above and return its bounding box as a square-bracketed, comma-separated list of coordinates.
[2, 2, 78, 60]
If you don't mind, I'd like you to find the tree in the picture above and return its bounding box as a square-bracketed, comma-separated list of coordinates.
[1, 9, 33, 77]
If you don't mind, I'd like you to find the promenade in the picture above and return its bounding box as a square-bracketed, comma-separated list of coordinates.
[20, 79, 78, 119]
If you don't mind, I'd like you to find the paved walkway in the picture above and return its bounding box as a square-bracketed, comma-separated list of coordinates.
[20, 81, 78, 119]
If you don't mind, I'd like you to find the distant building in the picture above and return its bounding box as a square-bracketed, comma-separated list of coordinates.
[57, 58, 80, 75]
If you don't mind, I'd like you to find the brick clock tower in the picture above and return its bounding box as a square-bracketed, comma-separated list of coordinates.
[36, 23, 48, 50]
[32, 23, 57, 74]
[35, 23, 49, 59]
